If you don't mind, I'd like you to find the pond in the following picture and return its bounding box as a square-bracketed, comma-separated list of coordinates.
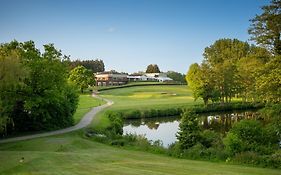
[123, 110, 264, 147]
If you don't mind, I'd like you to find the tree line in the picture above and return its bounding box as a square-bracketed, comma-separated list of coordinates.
[186, 0, 281, 105]
[0, 41, 80, 136]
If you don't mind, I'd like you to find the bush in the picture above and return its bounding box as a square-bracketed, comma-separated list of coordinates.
[232, 151, 261, 165]
[106, 111, 124, 136]
[177, 109, 202, 150]
[224, 119, 279, 156]
[200, 130, 222, 148]
[231, 151, 281, 169]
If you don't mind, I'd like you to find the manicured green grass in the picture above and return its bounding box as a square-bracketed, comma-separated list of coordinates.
[99, 85, 202, 111]
[90, 85, 201, 129]
[0, 85, 279, 174]
[73, 94, 106, 124]
[0, 132, 280, 175]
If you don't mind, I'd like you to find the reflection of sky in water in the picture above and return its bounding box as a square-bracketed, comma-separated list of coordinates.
[123, 121, 180, 147]
[123, 111, 260, 148]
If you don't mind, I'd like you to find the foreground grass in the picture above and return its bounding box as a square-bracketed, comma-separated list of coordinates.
[0, 131, 280, 175]
[73, 94, 105, 124]
[0, 87, 279, 174]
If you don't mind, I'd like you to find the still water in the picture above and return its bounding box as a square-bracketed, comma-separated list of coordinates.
[123, 111, 262, 147]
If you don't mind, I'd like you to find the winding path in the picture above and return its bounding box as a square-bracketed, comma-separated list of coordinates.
[0, 94, 113, 144]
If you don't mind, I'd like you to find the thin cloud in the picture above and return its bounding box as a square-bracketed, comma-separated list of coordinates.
[107, 27, 116, 33]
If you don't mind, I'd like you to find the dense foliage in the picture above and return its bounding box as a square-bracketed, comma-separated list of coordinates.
[69, 59, 105, 73]
[68, 65, 95, 93]
[248, 0, 281, 55]
[145, 64, 161, 73]
[0, 40, 78, 136]
[186, 38, 281, 104]
[166, 71, 186, 84]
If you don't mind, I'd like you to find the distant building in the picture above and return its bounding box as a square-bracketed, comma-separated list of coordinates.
[127, 72, 173, 82]
[95, 71, 128, 86]
[145, 73, 173, 82]
[127, 73, 155, 82]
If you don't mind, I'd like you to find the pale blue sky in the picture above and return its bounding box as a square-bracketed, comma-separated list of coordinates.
[0, 0, 269, 73]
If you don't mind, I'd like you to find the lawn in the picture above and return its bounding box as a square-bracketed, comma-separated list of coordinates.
[91, 85, 201, 129]
[99, 85, 202, 111]
[73, 94, 106, 124]
[0, 131, 280, 175]
[1, 85, 278, 174]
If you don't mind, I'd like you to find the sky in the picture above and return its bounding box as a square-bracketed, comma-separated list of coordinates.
[0, 0, 269, 73]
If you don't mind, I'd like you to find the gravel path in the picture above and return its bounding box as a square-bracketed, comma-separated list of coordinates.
[0, 94, 113, 144]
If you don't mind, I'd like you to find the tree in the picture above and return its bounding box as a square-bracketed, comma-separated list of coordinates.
[248, 0, 281, 55]
[0, 40, 79, 135]
[177, 110, 201, 150]
[203, 39, 251, 103]
[236, 47, 270, 101]
[145, 64, 160, 73]
[0, 52, 27, 135]
[69, 59, 105, 73]
[167, 71, 186, 84]
[69, 65, 95, 93]
[255, 56, 281, 102]
[186, 63, 218, 105]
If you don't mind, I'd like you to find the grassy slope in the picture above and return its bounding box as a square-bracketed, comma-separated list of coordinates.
[0, 132, 280, 175]
[91, 85, 201, 129]
[99, 85, 202, 111]
[73, 94, 105, 124]
[0, 86, 279, 174]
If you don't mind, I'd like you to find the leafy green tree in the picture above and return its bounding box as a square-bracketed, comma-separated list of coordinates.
[145, 64, 160, 73]
[203, 39, 251, 103]
[255, 56, 281, 102]
[0, 52, 27, 135]
[0, 40, 79, 135]
[186, 63, 218, 105]
[69, 59, 105, 73]
[167, 71, 186, 84]
[69, 65, 94, 93]
[177, 110, 201, 150]
[249, 0, 281, 55]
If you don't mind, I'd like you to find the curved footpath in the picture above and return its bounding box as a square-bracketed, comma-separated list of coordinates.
[0, 94, 113, 144]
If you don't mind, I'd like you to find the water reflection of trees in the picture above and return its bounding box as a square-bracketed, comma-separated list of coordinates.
[123, 111, 267, 134]
[199, 111, 266, 134]
[124, 116, 180, 130]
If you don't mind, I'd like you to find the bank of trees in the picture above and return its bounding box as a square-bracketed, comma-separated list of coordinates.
[186, 39, 276, 105]
[166, 71, 186, 84]
[0, 41, 79, 136]
[69, 59, 105, 73]
[187, 0, 281, 105]
[181, 1, 281, 168]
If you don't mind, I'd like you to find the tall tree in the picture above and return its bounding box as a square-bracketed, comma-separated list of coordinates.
[249, 0, 281, 55]
[0, 40, 78, 135]
[0, 52, 27, 135]
[69, 65, 95, 93]
[177, 110, 201, 150]
[255, 56, 281, 102]
[167, 71, 186, 84]
[69, 59, 105, 73]
[145, 64, 160, 73]
[186, 63, 218, 105]
[203, 39, 251, 103]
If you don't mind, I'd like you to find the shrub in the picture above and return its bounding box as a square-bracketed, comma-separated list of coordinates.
[106, 111, 124, 136]
[224, 119, 279, 156]
[200, 130, 222, 148]
[177, 109, 202, 150]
